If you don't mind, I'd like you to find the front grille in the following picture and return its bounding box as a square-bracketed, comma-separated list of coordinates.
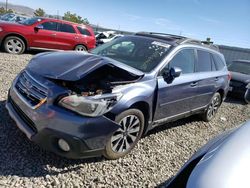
[15, 71, 48, 107]
[9, 97, 37, 133]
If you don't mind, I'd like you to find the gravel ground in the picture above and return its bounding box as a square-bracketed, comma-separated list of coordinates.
[0, 52, 249, 188]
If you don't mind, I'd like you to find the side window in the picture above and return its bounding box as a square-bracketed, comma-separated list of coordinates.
[197, 50, 212, 72]
[58, 23, 76, 33]
[41, 22, 58, 31]
[169, 49, 195, 74]
[212, 54, 225, 71]
[77, 27, 91, 36]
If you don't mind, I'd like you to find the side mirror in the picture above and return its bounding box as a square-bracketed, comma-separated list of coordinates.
[162, 67, 182, 84]
[170, 67, 182, 78]
[34, 24, 43, 31]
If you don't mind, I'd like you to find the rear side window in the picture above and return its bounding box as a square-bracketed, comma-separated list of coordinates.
[196, 50, 212, 72]
[58, 23, 76, 33]
[212, 54, 225, 70]
[169, 49, 195, 74]
[77, 27, 91, 36]
[41, 21, 58, 31]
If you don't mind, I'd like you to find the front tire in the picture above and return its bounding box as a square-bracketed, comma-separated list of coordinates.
[104, 109, 145, 160]
[4, 36, 25, 54]
[201, 92, 222, 122]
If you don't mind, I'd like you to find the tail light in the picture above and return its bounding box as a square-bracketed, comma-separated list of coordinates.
[228, 72, 232, 80]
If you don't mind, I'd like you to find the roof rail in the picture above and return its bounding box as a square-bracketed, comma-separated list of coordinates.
[179, 38, 202, 45]
[135, 32, 220, 51]
[180, 38, 219, 51]
[135, 32, 186, 41]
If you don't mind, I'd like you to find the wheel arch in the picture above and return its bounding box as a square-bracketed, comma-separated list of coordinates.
[2, 33, 28, 50]
[130, 101, 150, 134]
[216, 89, 225, 104]
[74, 43, 88, 51]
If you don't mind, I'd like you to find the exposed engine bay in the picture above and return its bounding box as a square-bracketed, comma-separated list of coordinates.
[54, 64, 142, 96]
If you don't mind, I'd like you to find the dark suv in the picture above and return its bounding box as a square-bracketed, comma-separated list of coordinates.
[0, 17, 96, 54]
[6, 32, 230, 159]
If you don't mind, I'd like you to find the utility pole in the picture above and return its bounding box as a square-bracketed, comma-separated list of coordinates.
[5, 0, 8, 12]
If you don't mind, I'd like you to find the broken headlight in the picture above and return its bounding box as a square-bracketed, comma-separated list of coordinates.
[58, 93, 122, 117]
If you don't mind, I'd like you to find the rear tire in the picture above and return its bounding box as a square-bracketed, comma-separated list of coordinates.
[74, 45, 87, 52]
[104, 109, 144, 160]
[201, 92, 222, 122]
[4, 36, 25, 54]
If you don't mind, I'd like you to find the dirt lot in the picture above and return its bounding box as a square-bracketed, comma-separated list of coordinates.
[0, 52, 249, 187]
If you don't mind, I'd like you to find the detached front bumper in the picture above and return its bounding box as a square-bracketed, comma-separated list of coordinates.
[6, 84, 120, 159]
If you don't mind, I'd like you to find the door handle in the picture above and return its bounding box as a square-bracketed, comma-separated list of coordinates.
[190, 82, 198, 87]
[51, 33, 56, 36]
[215, 77, 219, 81]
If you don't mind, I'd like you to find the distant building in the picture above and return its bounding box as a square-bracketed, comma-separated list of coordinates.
[219, 45, 250, 65]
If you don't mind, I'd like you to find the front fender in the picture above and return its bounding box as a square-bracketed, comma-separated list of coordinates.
[110, 80, 157, 119]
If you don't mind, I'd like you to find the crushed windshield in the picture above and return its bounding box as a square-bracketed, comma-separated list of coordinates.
[91, 36, 171, 72]
[228, 62, 250, 75]
[19, 17, 42, 25]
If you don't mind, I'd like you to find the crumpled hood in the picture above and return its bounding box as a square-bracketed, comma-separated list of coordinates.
[187, 121, 250, 188]
[231, 72, 250, 84]
[26, 51, 144, 81]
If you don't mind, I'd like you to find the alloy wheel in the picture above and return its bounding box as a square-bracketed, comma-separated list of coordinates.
[207, 95, 220, 119]
[75, 45, 87, 51]
[111, 115, 141, 153]
[6, 39, 23, 54]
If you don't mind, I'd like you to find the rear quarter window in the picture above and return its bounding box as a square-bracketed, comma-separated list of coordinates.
[212, 54, 225, 71]
[77, 27, 91, 36]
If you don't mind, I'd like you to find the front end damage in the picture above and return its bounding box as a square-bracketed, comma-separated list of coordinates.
[6, 52, 146, 158]
[53, 63, 142, 117]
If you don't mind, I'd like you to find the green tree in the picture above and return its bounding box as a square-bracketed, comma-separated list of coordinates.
[0, 7, 14, 14]
[34, 8, 45, 17]
[6, 9, 13, 13]
[63, 11, 89, 24]
[0, 7, 5, 14]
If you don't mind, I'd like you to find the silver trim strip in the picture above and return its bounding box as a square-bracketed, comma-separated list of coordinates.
[153, 105, 207, 127]
[29, 47, 64, 51]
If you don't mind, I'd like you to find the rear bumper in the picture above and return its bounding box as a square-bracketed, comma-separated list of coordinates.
[6, 82, 120, 159]
[228, 87, 246, 99]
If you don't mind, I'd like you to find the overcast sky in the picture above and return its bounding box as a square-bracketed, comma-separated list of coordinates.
[3, 0, 250, 48]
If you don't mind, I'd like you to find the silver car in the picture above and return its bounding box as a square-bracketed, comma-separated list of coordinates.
[165, 120, 250, 188]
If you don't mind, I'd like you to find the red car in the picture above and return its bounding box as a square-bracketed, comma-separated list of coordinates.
[0, 17, 96, 54]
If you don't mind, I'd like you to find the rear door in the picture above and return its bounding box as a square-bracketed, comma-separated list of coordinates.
[54, 23, 78, 50]
[31, 21, 59, 49]
[194, 49, 220, 108]
[154, 48, 198, 120]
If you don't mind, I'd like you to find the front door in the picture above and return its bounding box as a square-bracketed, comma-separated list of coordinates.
[154, 48, 198, 120]
[31, 21, 59, 49]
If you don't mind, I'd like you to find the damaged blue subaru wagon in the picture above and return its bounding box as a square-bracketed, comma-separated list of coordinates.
[6, 33, 230, 159]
